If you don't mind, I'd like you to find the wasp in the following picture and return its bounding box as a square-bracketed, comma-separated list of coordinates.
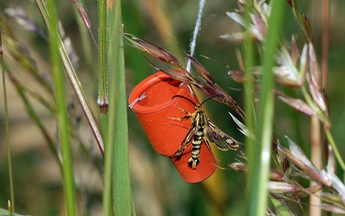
[170, 95, 242, 169]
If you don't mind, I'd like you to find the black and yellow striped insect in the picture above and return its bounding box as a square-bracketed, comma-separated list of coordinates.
[170, 95, 241, 169]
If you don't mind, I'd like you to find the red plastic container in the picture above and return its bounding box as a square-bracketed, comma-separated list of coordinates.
[129, 71, 216, 183]
[170, 145, 217, 183]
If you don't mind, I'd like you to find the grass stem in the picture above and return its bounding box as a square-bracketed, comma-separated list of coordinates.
[47, 0, 76, 214]
[247, 1, 285, 215]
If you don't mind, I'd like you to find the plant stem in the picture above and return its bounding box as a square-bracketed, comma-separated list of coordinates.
[325, 130, 345, 170]
[36, 0, 105, 155]
[243, 0, 256, 212]
[247, 1, 285, 215]
[321, 0, 329, 89]
[99, 0, 111, 213]
[98, 0, 108, 138]
[47, 0, 76, 214]
[102, 0, 135, 215]
[310, 117, 321, 216]
[1, 18, 15, 213]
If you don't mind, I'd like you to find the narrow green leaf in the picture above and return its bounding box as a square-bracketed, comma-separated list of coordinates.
[35, 0, 105, 155]
[102, 0, 135, 215]
[47, 0, 76, 215]
[243, 0, 256, 213]
[98, 0, 109, 139]
[101, 0, 111, 213]
[247, 1, 286, 215]
[1, 17, 15, 213]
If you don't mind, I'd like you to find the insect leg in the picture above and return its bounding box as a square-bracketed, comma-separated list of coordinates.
[174, 104, 191, 114]
[172, 124, 195, 156]
[165, 104, 193, 121]
[166, 115, 191, 122]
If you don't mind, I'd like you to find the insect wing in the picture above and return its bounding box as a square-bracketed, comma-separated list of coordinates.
[206, 121, 241, 151]
[173, 123, 196, 156]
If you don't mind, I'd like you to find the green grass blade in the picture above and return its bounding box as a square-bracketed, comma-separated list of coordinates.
[35, 0, 105, 155]
[102, 0, 135, 215]
[100, 0, 111, 212]
[98, 0, 108, 139]
[5, 69, 60, 163]
[1, 17, 15, 213]
[243, 1, 256, 213]
[72, 0, 94, 75]
[99, 0, 111, 213]
[110, 0, 134, 214]
[247, 1, 286, 215]
[47, 0, 76, 215]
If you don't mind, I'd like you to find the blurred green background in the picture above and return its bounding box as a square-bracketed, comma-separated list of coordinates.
[1, 0, 345, 215]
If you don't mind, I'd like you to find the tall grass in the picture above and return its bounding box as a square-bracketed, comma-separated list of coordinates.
[47, 0, 76, 214]
[2, 0, 345, 215]
[246, 1, 286, 215]
[1, 16, 15, 214]
[99, 0, 134, 214]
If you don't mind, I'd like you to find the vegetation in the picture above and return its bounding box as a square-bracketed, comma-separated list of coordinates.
[1, 0, 345, 215]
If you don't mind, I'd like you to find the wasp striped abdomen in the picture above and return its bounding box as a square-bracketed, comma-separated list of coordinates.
[188, 126, 204, 169]
[171, 96, 242, 170]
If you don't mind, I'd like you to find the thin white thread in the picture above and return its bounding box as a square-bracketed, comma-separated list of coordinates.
[186, 0, 206, 73]
[128, 93, 146, 109]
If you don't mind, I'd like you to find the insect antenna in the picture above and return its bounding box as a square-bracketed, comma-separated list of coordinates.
[172, 94, 197, 106]
[199, 94, 224, 107]
[173, 93, 225, 108]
